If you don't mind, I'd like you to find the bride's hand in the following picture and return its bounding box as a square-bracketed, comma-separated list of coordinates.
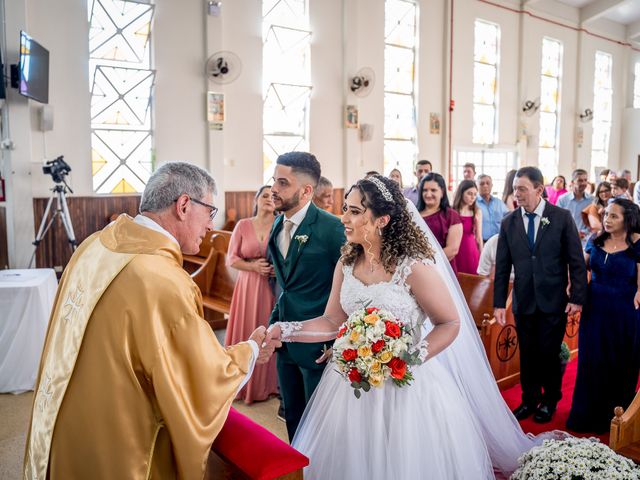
[315, 346, 333, 364]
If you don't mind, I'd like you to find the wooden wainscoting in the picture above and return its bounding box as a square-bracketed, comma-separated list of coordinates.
[32, 195, 141, 269]
[224, 188, 345, 222]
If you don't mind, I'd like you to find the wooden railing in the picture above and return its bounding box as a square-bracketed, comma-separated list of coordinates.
[610, 391, 640, 463]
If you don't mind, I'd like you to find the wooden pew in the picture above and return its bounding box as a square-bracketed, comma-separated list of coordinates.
[184, 231, 217, 274]
[457, 272, 580, 390]
[457, 273, 521, 390]
[191, 230, 235, 330]
[610, 391, 640, 463]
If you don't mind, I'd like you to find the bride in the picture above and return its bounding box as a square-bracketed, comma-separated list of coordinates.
[269, 175, 546, 479]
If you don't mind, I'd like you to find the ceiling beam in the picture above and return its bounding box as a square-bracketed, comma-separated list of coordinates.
[580, 0, 626, 24]
[628, 19, 640, 41]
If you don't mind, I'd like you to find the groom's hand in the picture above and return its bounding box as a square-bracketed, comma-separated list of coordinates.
[565, 303, 582, 316]
[256, 329, 282, 364]
[493, 308, 506, 326]
[315, 345, 333, 364]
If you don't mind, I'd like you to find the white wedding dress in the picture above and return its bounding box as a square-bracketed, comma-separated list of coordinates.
[291, 257, 495, 479]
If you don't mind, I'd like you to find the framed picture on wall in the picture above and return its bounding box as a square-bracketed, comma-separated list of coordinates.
[207, 92, 225, 125]
[344, 105, 359, 129]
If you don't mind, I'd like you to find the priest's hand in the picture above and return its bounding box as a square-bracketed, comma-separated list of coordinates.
[249, 326, 267, 346]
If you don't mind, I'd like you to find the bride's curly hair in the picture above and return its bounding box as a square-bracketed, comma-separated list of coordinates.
[341, 175, 435, 273]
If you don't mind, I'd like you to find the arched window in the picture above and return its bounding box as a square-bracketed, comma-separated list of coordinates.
[384, 0, 417, 182]
[538, 37, 563, 182]
[473, 19, 500, 145]
[262, 0, 311, 184]
[88, 0, 155, 194]
[590, 51, 613, 176]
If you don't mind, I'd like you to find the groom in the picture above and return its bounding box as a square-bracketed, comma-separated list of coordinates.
[493, 166, 587, 424]
[268, 152, 345, 440]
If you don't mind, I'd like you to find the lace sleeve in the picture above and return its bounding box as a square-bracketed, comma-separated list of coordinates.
[271, 315, 344, 343]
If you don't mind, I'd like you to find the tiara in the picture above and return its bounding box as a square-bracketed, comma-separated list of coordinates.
[368, 176, 394, 202]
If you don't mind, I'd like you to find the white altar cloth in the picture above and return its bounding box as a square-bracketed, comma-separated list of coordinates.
[0, 269, 57, 393]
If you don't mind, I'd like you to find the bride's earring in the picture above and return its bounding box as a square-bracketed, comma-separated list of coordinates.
[377, 226, 382, 236]
[363, 231, 379, 272]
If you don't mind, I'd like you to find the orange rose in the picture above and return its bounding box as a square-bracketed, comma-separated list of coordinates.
[384, 321, 401, 338]
[342, 349, 358, 362]
[389, 357, 407, 379]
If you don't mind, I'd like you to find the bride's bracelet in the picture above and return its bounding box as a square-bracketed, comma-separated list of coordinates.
[273, 321, 303, 342]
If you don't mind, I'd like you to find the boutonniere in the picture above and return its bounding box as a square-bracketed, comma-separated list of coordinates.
[540, 217, 550, 227]
[294, 235, 309, 251]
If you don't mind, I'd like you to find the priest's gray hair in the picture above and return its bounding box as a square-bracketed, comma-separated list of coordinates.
[139, 162, 217, 213]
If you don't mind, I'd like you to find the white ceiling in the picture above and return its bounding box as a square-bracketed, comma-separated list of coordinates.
[556, 0, 640, 26]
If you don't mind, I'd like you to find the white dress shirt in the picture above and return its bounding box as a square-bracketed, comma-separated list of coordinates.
[520, 198, 546, 241]
[277, 200, 312, 255]
[134, 215, 258, 389]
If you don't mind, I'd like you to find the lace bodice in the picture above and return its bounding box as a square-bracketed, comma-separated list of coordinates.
[340, 257, 428, 336]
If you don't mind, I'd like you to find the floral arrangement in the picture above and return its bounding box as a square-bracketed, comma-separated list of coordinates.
[332, 306, 419, 398]
[559, 341, 571, 363]
[510, 437, 640, 480]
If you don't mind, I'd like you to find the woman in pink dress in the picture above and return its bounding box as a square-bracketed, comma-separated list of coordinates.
[453, 180, 483, 274]
[417, 173, 463, 273]
[224, 186, 279, 403]
[544, 175, 567, 205]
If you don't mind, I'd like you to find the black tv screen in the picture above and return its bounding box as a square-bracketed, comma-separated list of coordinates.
[19, 31, 49, 103]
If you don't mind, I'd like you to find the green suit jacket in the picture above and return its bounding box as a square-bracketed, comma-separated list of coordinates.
[268, 202, 345, 366]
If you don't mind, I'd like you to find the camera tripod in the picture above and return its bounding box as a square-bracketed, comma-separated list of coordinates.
[29, 183, 77, 268]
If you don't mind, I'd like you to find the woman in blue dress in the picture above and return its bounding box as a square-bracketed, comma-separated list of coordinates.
[567, 198, 640, 434]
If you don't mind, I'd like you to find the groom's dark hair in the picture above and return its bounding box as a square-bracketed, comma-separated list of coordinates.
[515, 166, 544, 188]
[276, 151, 321, 187]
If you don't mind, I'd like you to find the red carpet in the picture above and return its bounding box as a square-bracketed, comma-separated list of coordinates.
[500, 359, 609, 444]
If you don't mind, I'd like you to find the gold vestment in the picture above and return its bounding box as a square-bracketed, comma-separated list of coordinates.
[24, 215, 253, 479]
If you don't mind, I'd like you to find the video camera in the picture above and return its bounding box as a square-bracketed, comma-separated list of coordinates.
[43, 156, 71, 184]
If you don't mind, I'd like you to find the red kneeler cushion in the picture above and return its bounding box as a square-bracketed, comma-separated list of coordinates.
[212, 407, 309, 479]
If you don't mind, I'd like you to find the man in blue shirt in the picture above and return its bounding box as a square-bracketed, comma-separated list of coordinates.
[476, 174, 508, 242]
[403, 159, 432, 206]
[556, 169, 592, 247]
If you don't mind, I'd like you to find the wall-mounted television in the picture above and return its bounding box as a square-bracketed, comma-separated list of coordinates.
[18, 31, 49, 104]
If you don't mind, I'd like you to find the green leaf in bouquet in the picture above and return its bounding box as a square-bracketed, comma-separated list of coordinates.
[353, 389, 361, 399]
[351, 381, 360, 389]
[361, 381, 371, 392]
[400, 350, 422, 366]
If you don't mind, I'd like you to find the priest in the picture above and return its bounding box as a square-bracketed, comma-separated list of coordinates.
[24, 162, 278, 479]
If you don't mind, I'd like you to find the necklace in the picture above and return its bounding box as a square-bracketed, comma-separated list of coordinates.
[604, 237, 626, 263]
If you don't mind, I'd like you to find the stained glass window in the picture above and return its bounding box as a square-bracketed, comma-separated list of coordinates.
[88, 0, 155, 194]
[384, 0, 417, 183]
[473, 20, 500, 145]
[590, 51, 613, 175]
[538, 38, 562, 182]
[634, 62, 640, 109]
[263, 0, 311, 184]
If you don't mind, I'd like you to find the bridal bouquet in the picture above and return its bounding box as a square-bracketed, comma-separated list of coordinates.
[332, 306, 419, 398]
